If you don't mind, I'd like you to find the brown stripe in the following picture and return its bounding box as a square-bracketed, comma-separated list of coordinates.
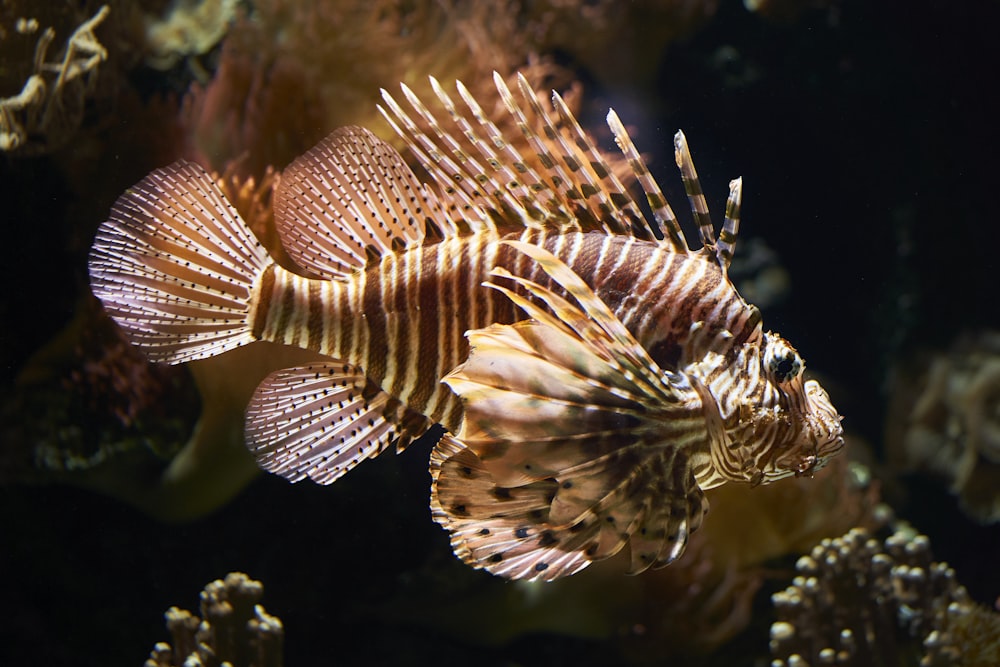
[275, 272, 297, 344]
[363, 262, 389, 384]
[388, 254, 412, 399]
[251, 264, 276, 339]
[336, 281, 352, 359]
[307, 280, 323, 350]
[409, 244, 445, 414]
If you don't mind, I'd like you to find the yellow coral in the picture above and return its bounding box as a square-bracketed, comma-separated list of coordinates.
[0, 5, 109, 154]
[144, 0, 239, 70]
[887, 331, 1000, 523]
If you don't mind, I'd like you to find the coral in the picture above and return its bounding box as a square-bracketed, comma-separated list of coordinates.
[177, 0, 582, 181]
[770, 525, 1000, 667]
[520, 0, 720, 91]
[173, 0, 730, 183]
[144, 0, 239, 70]
[0, 293, 322, 521]
[700, 451, 885, 571]
[387, 453, 880, 661]
[886, 331, 1000, 523]
[0, 5, 110, 154]
[0, 295, 197, 480]
[145, 572, 284, 667]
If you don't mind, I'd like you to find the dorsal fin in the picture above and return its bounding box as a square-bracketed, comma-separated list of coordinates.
[273, 126, 453, 280]
[379, 72, 663, 240]
[673, 130, 744, 270]
[718, 177, 743, 270]
[505, 73, 652, 239]
[377, 89, 497, 235]
[606, 110, 688, 252]
[673, 130, 716, 252]
[546, 82, 653, 239]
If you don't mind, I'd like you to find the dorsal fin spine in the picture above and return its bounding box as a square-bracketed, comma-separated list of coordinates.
[511, 75, 604, 212]
[377, 92, 483, 220]
[549, 91, 652, 240]
[605, 110, 689, 252]
[454, 79, 560, 221]
[423, 77, 535, 226]
[519, 82, 632, 238]
[717, 177, 743, 270]
[492, 73, 584, 229]
[673, 130, 715, 250]
[398, 82, 505, 221]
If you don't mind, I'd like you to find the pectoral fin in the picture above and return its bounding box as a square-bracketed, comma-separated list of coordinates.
[435, 243, 709, 579]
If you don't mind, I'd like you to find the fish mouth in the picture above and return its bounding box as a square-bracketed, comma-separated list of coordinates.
[771, 379, 845, 479]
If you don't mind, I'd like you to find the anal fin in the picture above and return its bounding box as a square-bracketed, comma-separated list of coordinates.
[245, 360, 429, 484]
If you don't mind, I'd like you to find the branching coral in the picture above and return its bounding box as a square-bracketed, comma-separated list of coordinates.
[0, 4, 109, 154]
[770, 525, 1000, 667]
[886, 331, 1000, 523]
[145, 572, 284, 667]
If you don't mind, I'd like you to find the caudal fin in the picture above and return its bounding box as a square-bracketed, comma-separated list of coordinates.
[88, 160, 272, 364]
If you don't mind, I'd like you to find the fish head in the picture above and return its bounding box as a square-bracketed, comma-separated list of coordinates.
[752, 332, 845, 483]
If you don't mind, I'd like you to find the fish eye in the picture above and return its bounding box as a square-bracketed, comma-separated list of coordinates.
[768, 350, 802, 383]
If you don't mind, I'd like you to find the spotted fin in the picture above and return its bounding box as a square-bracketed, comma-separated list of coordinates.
[245, 361, 426, 484]
[89, 161, 272, 364]
[436, 242, 709, 578]
[273, 125, 459, 280]
[429, 436, 592, 581]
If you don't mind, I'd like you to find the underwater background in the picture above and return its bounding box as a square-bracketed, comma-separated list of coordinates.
[2, 0, 998, 665]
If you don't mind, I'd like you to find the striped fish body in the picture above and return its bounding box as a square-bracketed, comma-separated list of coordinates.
[251, 228, 751, 436]
[89, 72, 844, 581]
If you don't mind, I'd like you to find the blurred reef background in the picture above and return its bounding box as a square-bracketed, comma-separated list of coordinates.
[1, 0, 999, 665]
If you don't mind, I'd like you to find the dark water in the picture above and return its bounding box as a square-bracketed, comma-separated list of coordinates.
[2, 1, 998, 665]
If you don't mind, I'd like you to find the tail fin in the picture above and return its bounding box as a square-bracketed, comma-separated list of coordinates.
[88, 160, 272, 364]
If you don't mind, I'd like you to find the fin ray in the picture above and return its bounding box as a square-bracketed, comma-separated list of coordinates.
[436, 243, 709, 578]
[381, 73, 675, 242]
[549, 88, 651, 239]
[606, 110, 688, 252]
[430, 437, 593, 581]
[245, 361, 418, 484]
[88, 160, 271, 363]
[274, 126, 439, 279]
[718, 177, 743, 269]
[674, 130, 715, 250]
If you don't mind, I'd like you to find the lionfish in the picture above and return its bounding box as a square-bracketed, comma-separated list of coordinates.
[89, 73, 844, 581]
